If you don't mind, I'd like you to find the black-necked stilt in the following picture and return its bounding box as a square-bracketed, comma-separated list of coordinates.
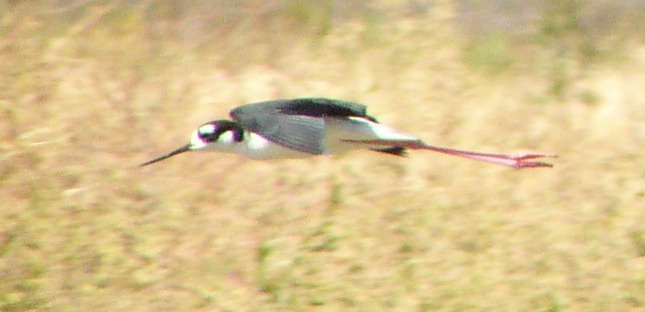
[140, 98, 555, 169]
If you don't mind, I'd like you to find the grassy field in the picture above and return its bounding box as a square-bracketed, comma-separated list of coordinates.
[1, 1, 643, 311]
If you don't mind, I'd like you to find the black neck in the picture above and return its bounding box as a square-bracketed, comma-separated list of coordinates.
[217, 120, 244, 142]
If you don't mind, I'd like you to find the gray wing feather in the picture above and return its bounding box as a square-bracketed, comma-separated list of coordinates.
[230, 98, 376, 154]
[265, 115, 325, 154]
[229, 101, 324, 154]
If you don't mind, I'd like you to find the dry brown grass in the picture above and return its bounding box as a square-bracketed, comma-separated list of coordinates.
[1, 1, 643, 311]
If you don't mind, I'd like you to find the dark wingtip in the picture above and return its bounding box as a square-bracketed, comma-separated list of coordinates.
[370, 147, 408, 157]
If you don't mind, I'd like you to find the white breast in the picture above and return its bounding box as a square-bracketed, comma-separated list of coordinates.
[238, 133, 311, 159]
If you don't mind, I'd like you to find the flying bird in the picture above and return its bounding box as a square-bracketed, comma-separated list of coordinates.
[140, 98, 554, 169]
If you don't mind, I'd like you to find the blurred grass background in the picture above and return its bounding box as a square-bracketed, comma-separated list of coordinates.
[1, 0, 643, 311]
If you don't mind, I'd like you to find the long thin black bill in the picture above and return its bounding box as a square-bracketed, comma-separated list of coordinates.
[139, 144, 191, 167]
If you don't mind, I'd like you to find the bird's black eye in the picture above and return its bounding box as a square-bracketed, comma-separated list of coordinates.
[197, 124, 219, 142]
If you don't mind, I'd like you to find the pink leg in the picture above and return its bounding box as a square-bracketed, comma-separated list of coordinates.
[343, 139, 555, 169]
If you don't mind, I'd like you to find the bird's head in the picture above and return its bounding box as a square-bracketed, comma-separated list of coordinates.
[139, 120, 244, 166]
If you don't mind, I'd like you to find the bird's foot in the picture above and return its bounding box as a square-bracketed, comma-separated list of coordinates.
[508, 153, 557, 169]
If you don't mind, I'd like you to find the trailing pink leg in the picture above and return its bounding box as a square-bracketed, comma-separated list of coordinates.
[343, 139, 555, 169]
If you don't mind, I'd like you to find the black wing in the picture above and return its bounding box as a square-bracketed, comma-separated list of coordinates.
[230, 98, 375, 154]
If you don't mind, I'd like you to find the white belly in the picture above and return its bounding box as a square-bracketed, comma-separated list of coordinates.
[323, 117, 419, 153]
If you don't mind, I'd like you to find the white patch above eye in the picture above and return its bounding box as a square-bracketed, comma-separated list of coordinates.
[198, 124, 216, 135]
